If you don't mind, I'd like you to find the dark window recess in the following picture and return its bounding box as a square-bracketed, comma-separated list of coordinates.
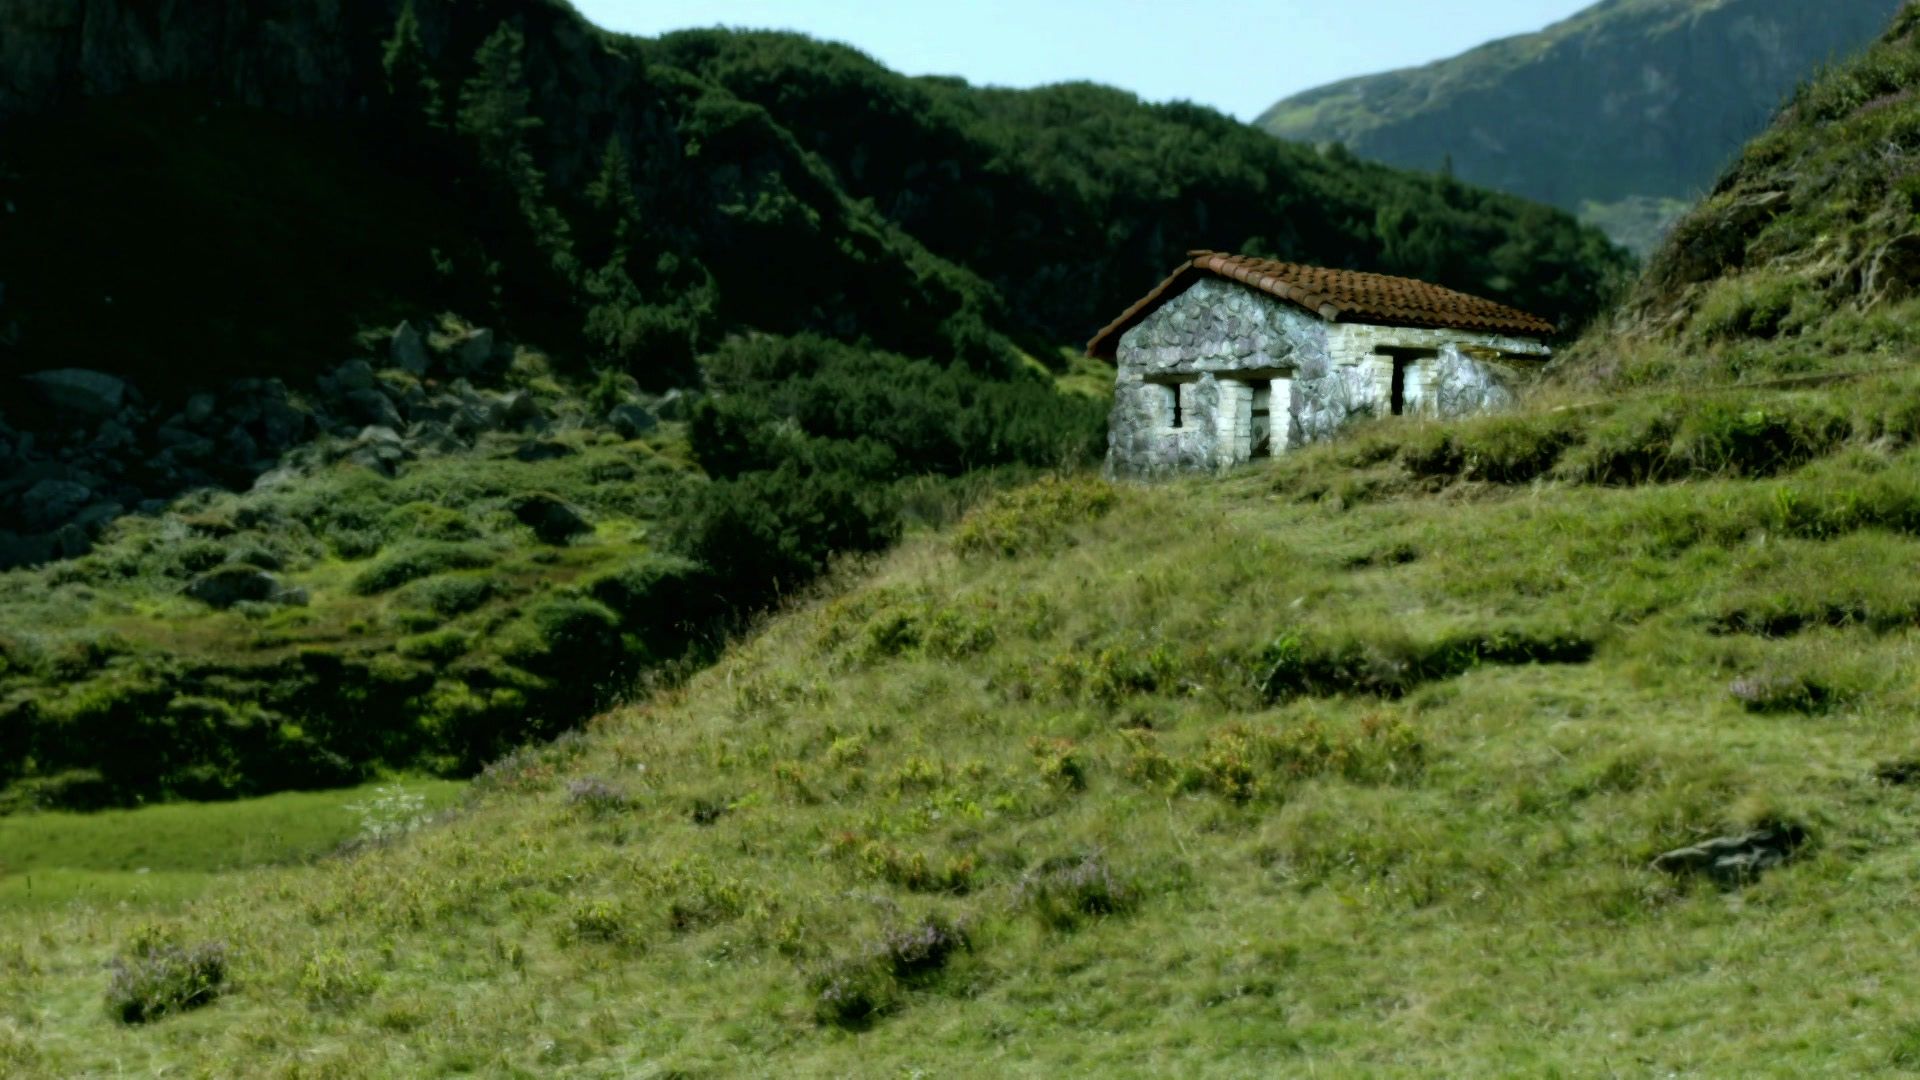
[1172, 387, 1184, 429]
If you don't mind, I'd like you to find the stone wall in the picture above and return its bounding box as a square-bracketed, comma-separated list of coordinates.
[1105, 277, 1549, 476]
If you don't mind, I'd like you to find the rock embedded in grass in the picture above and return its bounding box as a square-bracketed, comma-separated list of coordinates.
[510, 492, 592, 544]
[184, 565, 285, 609]
[1650, 824, 1808, 885]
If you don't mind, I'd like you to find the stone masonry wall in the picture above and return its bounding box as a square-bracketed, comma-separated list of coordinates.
[1106, 277, 1549, 476]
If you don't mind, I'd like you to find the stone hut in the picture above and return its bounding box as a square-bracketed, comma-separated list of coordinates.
[1089, 251, 1556, 475]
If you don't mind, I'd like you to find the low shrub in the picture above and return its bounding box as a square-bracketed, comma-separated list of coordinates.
[351, 543, 496, 596]
[809, 914, 972, 1026]
[298, 949, 379, 1008]
[106, 932, 229, 1024]
[952, 475, 1117, 558]
[397, 574, 496, 618]
[1014, 853, 1138, 929]
[566, 776, 629, 816]
[1727, 670, 1853, 714]
[559, 899, 639, 948]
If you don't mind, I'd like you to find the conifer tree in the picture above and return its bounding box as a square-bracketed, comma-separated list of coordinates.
[381, 1, 443, 127]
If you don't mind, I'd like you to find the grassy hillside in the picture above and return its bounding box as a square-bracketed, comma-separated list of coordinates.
[1258, 0, 1902, 254]
[13, 386, 1920, 1071]
[8, 3, 1920, 1074]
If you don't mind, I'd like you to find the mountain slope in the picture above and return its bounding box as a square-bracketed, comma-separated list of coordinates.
[1258, 0, 1904, 254]
[1581, 1, 1920, 385]
[16, 6, 1920, 1073]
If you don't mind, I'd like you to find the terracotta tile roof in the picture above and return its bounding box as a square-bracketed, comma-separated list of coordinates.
[1086, 250, 1558, 358]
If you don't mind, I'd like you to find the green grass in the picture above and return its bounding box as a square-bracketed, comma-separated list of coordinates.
[0, 778, 464, 912]
[10, 391, 1920, 1073]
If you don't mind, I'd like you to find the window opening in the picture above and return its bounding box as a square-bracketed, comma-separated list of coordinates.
[1375, 347, 1439, 417]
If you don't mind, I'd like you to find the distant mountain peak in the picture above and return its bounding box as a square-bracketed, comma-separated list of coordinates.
[1258, 0, 1905, 255]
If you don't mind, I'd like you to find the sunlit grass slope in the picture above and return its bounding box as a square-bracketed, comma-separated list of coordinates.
[0, 778, 464, 912]
[11, 375, 1920, 1074]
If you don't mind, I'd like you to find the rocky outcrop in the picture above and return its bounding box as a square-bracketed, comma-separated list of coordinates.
[0, 320, 678, 570]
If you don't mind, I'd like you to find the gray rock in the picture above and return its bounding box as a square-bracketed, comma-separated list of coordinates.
[408, 421, 466, 455]
[255, 398, 309, 449]
[19, 479, 92, 530]
[184, 393, 217, 425]
[26, 368, 128, 417]
[71, 501, 123, 535]
[607, 402, 658, 439]
[449, 404, 491, 438]
[513, 439, 576, 462]
[92, 418, 136, 452]
[339, 425, 413, 475]
[342, 388, 404, 431]
[333, 359, 376, 393]
[250, 466, 304, 493]
[455, 328, 496, 374]
[410, 397, 456, 425]
[185, 566, 282, 609]
[1650, 826, 1807, 885]
[228, 425, 265, 467]
[158, 433, 217, 463]
[655, 388, 693, 421]
[509, 492, 593, 544]
[391, 320, 430, 376]
[508, 392, 547, 429]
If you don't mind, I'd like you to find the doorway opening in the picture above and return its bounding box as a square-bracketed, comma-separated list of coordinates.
[1375, 347, 1439, 416]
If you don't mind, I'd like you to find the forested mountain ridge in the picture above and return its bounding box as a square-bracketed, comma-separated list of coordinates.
[1258, 0, 1904, 254]
[0, 0, 1628, 399]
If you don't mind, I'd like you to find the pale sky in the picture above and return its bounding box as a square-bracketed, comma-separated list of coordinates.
[572, 0, 1597, 121]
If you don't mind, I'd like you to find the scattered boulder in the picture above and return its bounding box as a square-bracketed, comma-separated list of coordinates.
[25, 368, 129, 418]
[607, 402, 657, 439]
[513, 439, 576, 463]
[499, 390, 546, 430]
[339, 425, 413, 475]
[391, 320, 430, 376]
[185, 566, 284, 609]
[509, 492, 593, 544]
[655, 388, 693, 421]
[70, 501, 123, 535]
[184, 393, 218, 425]
[409, 421, 467, 455]
[453, 328, 496, 374]
[1650, 824, 1807, 885]
[19, 478, 92, 530]
[331, 359, 376, 393]
[341, 388, 404, 431]
[92, 418, 136, 453]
